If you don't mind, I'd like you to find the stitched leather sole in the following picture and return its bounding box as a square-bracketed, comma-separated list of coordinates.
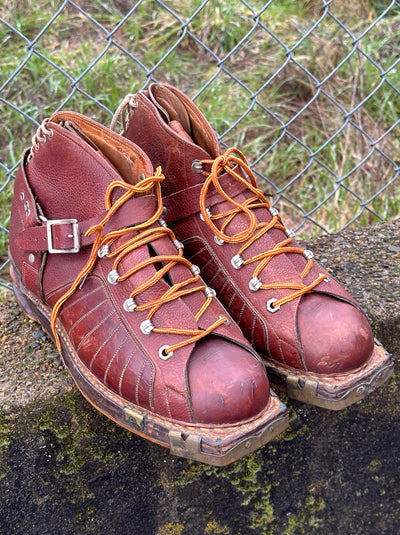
[11, 264, 289, 465]
[261, 345, 394, 410]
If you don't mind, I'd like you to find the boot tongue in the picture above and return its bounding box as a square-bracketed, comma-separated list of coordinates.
[147, 83, 220, 157]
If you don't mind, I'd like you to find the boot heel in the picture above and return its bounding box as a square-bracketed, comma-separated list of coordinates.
[10, 264, 55, 342]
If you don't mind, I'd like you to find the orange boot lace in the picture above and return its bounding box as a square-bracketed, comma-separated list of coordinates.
[198, 148, 328, 312]
[51, 167, 226, 356]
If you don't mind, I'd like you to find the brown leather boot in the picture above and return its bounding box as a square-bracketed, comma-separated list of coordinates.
[114, 83, 393, 409]
[8, 111, 288, 465]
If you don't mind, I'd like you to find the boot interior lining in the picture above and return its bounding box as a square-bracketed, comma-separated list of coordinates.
[50, 111, 152, 185]
[147, 83, 219, 157]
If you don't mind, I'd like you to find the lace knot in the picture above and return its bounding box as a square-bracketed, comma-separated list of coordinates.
[198, 147, 328, 311]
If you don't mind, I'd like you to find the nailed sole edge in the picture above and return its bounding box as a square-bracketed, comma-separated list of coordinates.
[11, 266, 289, 465]
[261, 343, 394, 410]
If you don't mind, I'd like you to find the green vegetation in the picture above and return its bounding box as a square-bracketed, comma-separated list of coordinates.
[1, 0, 399, 286]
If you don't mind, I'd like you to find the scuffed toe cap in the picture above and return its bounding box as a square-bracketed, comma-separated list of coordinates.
[188, 337, 270, 425]
[297, 293, 375, 374]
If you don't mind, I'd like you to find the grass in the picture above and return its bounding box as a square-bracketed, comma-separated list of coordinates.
[1, 0, 400, 286]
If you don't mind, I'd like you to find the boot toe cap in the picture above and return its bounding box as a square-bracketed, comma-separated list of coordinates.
[297, 294, 374, 374]
[188, 337, 270, 425]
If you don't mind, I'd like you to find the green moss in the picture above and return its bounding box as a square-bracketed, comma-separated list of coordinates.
[205, 453, 278, 534]
[204, 519, 230, 534]
[160, 462, 206, 488]
[282, 486, 326, 535]
[359, 373, 400, 416]
[367, 460, 382, 473]
[0, 413, 12, 481]
[156, 522, 185, 535]
[208, 454, 263, 503]
[161, 451, 265, 499]
[249, 485, 275, 533]
[0, 413, 11, 450]
[74, 506, 100, 534]
[6, 388, 133, 506]
[305, 493, 326, 513]
[31, 495, 52, 506]
[159, 452, 275, 533]
[86, 505, 97, 515]
[281, 423, 311, 442]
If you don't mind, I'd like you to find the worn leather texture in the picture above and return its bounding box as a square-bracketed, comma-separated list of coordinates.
[123, 83, 375, 375]
[9, 112, 271, 425]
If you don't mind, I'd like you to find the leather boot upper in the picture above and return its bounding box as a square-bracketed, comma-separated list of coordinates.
[120, 83, 375, 374]
[9, 112, 271, 425]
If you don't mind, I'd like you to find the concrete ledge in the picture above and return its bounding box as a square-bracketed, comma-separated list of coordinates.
[0, 220, 399, 535]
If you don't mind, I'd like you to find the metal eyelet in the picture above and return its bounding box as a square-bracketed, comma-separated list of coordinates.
[249, 277, 262, 291]
[107, 270, 120, 285]
[285, 229, 296, 238]
[98, 245, 110, 258]
[204, 287, 216, 298]
[269, 207, 279, 217]
[219, 314, 230, 326]
[173, 239, 184, 250]
[303, 249, 314, 260]
[231, 254, 244, 269]
[266, 298, 280, 313]
[123, 297, 137, 312]
[140, 319, 154, 335]
[20, 192, 25, 200]
[190, 264, 201, 276]
[162, 205, 168, 216]
[159, 217, 167, 227]
[191, 159, 204, 173]
[200, 207, 212, 221]
[319, 273, 331, 282]
[159, 345, 173, 360]
[214, 236, 224, 245]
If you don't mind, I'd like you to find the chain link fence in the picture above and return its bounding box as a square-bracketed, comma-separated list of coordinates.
[1, 0, 399, 289]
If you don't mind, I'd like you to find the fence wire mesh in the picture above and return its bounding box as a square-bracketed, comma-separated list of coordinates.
[1, 0, 399, 289]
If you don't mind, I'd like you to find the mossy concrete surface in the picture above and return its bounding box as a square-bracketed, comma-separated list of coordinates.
[0, 220, 399, 535]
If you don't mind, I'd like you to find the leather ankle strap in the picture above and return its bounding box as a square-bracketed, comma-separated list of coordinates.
[16, 195, 157, 253]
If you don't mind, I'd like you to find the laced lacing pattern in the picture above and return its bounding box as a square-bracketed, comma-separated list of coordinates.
[198, 148, 328, 312]
[50, 166, 226, 356]
[27, 118, 54, 163]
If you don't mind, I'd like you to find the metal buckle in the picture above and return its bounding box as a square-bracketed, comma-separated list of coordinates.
[46, 219, 79, 253]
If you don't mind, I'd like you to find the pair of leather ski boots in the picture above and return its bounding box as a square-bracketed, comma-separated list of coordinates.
[8, 83, 393, 465]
